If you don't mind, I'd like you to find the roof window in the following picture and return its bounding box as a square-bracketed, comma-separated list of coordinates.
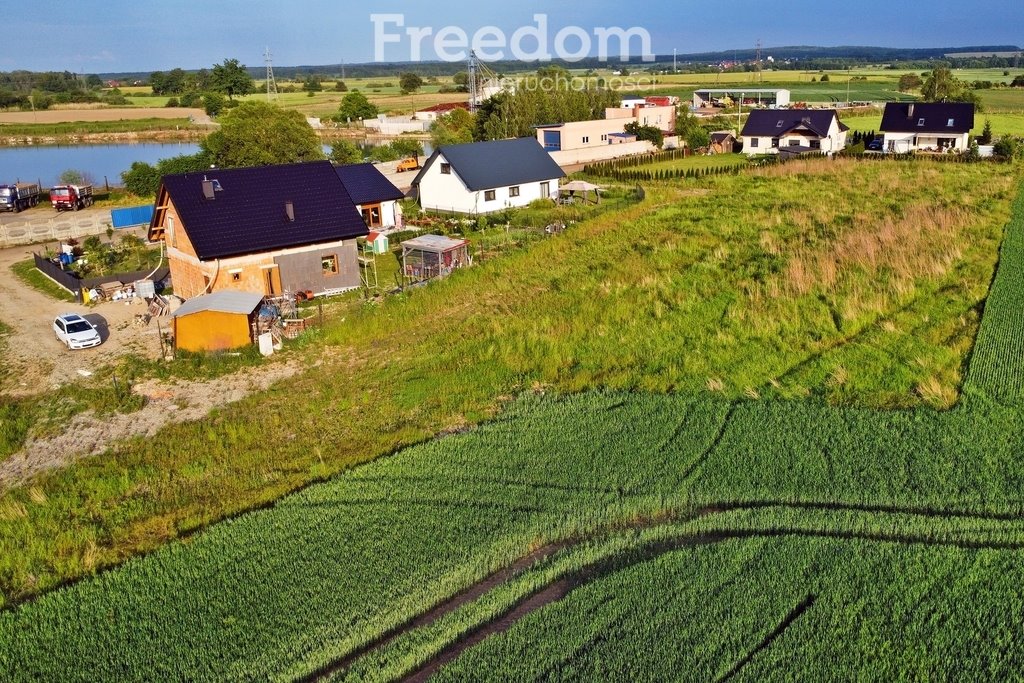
[917, 118, 926, 126]
[947, 118, 955, 127]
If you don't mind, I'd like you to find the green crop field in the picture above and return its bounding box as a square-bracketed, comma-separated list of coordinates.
[1, 158, 1023, 680]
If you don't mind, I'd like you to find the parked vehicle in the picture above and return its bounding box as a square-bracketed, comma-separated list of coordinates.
[53, 313, 102, 350]
[0, 182, 41, 213]
[396, 156, 421, 172]
[50, 184, 94, 211]
[866, 138, 884, 152]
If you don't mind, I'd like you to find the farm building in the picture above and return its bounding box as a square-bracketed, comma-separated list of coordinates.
[692, 88, 791, 109]
[335, 163, 406, 230]
[148, 161, 369, 300]
[410, 138, 565, 215]
[740, 110, 848, 156]
[401, 234, 471, 283]
[172, 290, 264, 353]
[880, 102, 975, 153]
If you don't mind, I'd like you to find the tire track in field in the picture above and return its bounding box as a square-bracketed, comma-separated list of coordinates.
[716, 593, 817, 682]
[319, 501, 1024, 683]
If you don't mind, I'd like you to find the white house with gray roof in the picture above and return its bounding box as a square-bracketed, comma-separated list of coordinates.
[410, 138, 566, 214]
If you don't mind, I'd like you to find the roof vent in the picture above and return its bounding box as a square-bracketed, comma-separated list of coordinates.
[201, 179, 215, 200]
[908, 103, 915, 118]
[285, 200, 295, 222]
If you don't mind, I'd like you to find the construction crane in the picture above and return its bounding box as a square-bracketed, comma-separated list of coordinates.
[468, 51, 502, 113]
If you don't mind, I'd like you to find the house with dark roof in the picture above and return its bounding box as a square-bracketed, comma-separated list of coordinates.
[148, 161, 369, 300]
[880, 102, 975, 153]
[335, 163, 406, 230]
[410, 138, 565, 214]
[740, 110, 849, 156]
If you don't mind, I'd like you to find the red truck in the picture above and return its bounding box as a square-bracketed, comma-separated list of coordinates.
[0, 182, 41, 213]
[49, 184, 94, 211]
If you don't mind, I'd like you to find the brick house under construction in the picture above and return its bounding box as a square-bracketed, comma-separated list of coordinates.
[148, 161, 370, 300]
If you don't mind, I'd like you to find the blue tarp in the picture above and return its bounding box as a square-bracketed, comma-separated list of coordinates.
[110, 205, 154, 229]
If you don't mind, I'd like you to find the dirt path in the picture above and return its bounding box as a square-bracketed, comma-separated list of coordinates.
[0, 359, 302, 490]
[0, 227, 316, 491]
[0, 107, 212, 125]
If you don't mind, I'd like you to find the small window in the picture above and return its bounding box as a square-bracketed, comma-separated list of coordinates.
[810, 140, 821, 149]
[440, 163, 451, 174]
[750, 138, 759, 148]
[484, 190, 496, 201]
[582, 136, 590, 144]
[509, 186, 520, 198]
[231, 272, 241, 282]
[917, 118, 926, 126]
[789, 139, 800, 146]
[601, 134, 608, 141]
[540, 181, 550, 198]
[322, 255, 339, 275]
[771, 138, 780, 148]
[947, 118, 955, 127]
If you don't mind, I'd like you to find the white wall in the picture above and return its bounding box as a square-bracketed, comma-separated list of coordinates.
[417, 152, 559, 214]
[355, 199, 398, 228]
[882, 131, 970, 153]
[741, 118, 846, 156]
[882, 132, 915, 153]
[547, 140, 655, 166]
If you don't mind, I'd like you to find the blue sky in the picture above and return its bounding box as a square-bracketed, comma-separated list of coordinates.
[2, 0, 1021, 73]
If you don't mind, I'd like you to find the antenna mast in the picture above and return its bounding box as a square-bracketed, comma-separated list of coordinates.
[264, 47, 278, 101]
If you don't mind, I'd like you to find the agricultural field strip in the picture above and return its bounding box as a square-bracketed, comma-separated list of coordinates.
[324, 504, 1024, 682]
[5, 385, 1024, 683]
[0, 165, 1021, 680]
[963, 181, 1024, 404]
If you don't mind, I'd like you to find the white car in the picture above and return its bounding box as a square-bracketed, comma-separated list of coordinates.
[53, 313, 102, 350]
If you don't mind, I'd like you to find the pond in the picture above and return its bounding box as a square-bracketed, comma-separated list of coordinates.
[0, 140, 433, 189]
[0, 142, 203, 188]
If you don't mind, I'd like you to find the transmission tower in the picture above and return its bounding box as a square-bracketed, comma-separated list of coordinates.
[755, 40, 763, 83]
[264, 47, 278, 101]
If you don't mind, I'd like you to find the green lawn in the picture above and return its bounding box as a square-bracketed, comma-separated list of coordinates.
[633, 152, 748, 172]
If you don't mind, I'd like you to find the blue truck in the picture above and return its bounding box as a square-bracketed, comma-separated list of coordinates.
[0, 182, 41, 213]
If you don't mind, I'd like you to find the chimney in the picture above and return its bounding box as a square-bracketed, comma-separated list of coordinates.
[908, 103, 914, 118]
[284, 200, 295, 222]
[201, 178, 215, 200]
